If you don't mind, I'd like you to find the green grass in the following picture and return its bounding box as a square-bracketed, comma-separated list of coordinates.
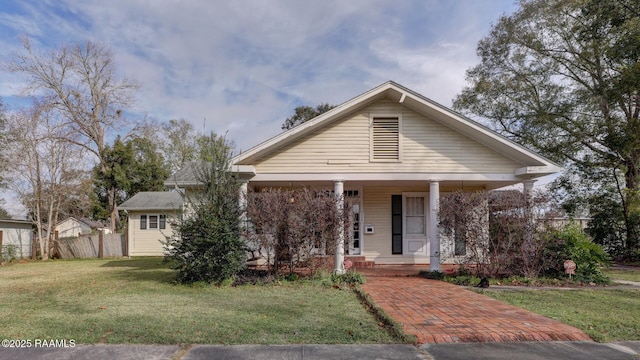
[0, 258, 399, 345]
[483, 289, 640, 342]
[603, 268, 640, 282]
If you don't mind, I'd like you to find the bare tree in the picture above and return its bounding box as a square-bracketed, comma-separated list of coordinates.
[6, 37, 139, 231]
[6, 106, 85, 260]
[160, 119, 199, 174]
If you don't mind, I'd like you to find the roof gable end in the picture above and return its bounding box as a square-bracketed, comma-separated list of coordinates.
[232, 81, 561, 176]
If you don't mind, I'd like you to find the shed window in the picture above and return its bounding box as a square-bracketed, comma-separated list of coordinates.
[371, 117, 400, 161]
[140, 214, 166, 230]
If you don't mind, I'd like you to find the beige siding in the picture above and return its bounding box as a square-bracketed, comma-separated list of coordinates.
[361, 186, 478, 265]
[127, 211, 177, 256]
[362, 186, 433, 265]
[251, 99, 522, 174]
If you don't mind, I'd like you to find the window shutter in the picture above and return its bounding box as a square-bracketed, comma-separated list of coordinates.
[160, 215, 166, 230]
[391, 195, 403, 254]
[140, 215, 147, 230]
[372, 117, 399, 160]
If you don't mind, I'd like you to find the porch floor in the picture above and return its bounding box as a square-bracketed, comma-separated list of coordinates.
[360, 275, 592, 344]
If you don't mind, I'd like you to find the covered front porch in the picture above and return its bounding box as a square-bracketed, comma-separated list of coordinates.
[243, 174, 539, 274]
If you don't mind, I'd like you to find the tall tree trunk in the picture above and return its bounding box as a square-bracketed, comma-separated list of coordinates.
[108, 186, 118, 233]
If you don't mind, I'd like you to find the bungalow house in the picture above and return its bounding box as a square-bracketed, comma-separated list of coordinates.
[119, 191, 183, 256]
[167, 81, 561, 273]
[55, 217, 110, 238]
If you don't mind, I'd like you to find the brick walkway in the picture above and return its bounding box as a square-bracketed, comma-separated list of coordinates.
[360, 277, 592, 344]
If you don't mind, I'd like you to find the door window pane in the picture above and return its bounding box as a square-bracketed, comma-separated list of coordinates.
[406, 216, 425, 234]
[405, 197, 425, 235]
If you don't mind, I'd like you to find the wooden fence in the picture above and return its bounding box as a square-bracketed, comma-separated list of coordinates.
[55, 232, 127, 259]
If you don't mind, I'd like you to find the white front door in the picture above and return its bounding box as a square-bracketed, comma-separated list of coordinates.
[403, 193, 428, 256]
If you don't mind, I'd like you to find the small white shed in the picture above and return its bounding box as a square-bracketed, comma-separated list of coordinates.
[55, 217, 110, 238]
[0, 219, 34, 259]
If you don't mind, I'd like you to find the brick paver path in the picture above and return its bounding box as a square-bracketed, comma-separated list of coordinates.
[361, 277, 592, 344]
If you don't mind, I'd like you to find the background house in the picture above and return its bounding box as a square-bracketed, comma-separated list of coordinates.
[0, 219, 34, 259]
[55, 217, 110, 238]
[119, 191, 183, 256]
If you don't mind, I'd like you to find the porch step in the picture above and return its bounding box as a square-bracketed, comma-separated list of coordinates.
[344, 256, 375, 270]
[344, 256, 366, 262]
[351, 260, 376, 269]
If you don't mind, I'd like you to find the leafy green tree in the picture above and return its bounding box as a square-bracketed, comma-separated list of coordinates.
[453, 0, 640, 251]
[128, 137, 170, 195]
[281, 103, 335, 130]
[164, 133, 245, 284]
[92, 136, 169, 228]
[92, 137, 132, 222]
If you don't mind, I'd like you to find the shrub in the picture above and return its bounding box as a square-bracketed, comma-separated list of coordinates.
[0, 245, 18, 264]
[331, 271, 365, 287]
[245, 188, 351, 276]
[439, 189, 562, 278]
[444, 275, 481, 286]
[419, 270, 445, 280]
[542, 223, 610, 284]
[164, 134, 246, 285]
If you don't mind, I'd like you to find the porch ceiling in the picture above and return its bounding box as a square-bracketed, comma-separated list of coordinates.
[248, 179, 520, 191]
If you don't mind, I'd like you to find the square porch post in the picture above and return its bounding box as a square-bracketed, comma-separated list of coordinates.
[429, 180, 441, 271]
[334, 179, 345, 274]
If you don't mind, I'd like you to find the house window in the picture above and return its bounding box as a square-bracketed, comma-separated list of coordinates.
[371, 116, 400, 161]
[454, 215, 467, 256]
[405, 196, 426, 235]
[140, 214, 166, 230]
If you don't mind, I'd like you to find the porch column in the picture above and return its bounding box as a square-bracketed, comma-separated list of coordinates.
[522, 180, 536, 243]
[523, 180, 536, 197]
[238, 180, 248, 224]
[429, 180, 441, 271]
[334, 179, 345, 274]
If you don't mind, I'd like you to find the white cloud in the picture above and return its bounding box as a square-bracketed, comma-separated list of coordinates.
[1, 0, 517, 151]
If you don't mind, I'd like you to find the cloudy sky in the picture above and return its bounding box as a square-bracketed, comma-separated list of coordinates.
[0, 0, 518, 153]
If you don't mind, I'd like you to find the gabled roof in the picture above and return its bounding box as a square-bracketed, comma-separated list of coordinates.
[232, 81, 561, 177]
[57, 217, 107, 229]
[165, 162, 199, 187]
[0, 219, 33, 228]
[119, 192, 184, 211]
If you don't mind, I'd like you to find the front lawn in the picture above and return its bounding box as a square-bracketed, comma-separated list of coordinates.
[0, 258, 399, 344]
[484, 289, 640, 342]
[603, 268, 640, 282]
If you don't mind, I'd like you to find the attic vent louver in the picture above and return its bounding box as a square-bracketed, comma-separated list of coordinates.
[371, 117, 399, 161]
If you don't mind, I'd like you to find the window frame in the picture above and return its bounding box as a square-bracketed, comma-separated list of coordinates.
[402, 193, 427, 238]
[139, 214, 167, 230]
